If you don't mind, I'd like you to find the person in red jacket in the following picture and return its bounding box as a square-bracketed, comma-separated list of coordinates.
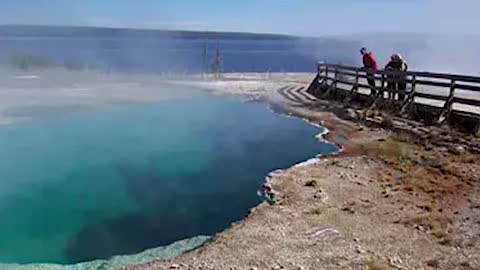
[360, 47, 378, 96]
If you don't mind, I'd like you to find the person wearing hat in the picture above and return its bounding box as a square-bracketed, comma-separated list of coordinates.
[360, 47, 378, 96]
[385, 54, 408, 101]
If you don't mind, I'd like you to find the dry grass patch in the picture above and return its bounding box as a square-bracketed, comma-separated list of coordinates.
[305, 207, 322, 215]
[366, 260, 390, 270]
[399, 213, 453, 245]
[360, 138, 416, 163]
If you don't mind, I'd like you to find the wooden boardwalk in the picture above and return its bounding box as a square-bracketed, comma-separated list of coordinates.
[304, 63, 480, 131]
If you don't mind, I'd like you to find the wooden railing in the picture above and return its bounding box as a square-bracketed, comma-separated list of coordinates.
[311, 62, 480, 124]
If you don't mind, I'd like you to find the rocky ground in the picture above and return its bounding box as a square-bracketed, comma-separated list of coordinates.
[123, 73, 480, 270]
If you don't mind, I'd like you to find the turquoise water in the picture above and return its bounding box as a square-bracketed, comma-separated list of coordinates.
[0, 236, 210, 270]
[0, 93, 337, 265]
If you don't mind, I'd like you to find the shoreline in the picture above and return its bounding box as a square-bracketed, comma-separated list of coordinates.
[0, 237, 210, 270]
[123, 73, 480, 269]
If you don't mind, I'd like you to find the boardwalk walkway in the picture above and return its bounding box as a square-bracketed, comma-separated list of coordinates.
[301, 62, 480, 132]
[277, 85, 318, 105]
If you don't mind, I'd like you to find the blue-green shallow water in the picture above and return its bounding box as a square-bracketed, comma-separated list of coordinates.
[0, 93, 338, 267]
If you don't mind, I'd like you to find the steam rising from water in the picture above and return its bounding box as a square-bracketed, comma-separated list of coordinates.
[352, 0, 480, 75]
[347, 33, 480, 76]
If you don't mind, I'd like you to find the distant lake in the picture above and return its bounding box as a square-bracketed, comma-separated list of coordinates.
[0, 31, 357, 73]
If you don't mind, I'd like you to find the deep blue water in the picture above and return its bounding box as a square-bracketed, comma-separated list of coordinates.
[0, 93, 338, 264]
[0, 36, 357, 73]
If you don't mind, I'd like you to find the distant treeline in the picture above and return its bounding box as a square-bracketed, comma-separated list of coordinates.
[0, 25, 297, 40]
[10, 53, 95, 71]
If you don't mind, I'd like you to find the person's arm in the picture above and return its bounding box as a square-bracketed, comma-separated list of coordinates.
[360, 58, 367, 70]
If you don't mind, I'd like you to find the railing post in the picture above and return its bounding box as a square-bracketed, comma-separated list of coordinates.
[321, 64, 334, 98]
[437, 79, 456, 124]
[369, 72, 385, 109]
[317, 62, 325, 78]
[344, 68, 359, 103]
[400, 74, 416, 114]
[355, 69, 359, 90]
[411, 74, 417, 93]
[380, 73, 385, 99]
[333, 66, 338, 97]
[325, 65, 329, 85]
[317, 62, 324, 84]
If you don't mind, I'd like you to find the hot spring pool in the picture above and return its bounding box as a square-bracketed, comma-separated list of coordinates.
[0, 93, 338, 268]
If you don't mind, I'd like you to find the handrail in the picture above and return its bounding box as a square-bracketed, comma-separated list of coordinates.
[318, 62, 480, 83]
[317, 62, 480, 93]
[314, 62, 480, 124]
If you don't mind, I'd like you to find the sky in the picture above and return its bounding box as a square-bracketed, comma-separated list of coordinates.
[0, 0, 478, 36]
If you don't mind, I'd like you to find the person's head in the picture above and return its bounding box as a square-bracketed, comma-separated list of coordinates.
[360, 47, 368, 55]
[391, 54, 403, 62]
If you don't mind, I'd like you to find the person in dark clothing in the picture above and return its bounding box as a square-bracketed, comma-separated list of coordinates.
[385, 54, 408, 101]
[360, 47, 378, 96]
